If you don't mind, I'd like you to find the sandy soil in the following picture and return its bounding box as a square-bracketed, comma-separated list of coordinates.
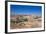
[10, 15, 42, 29]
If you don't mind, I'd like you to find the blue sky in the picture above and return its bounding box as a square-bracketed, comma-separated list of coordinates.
[10, 5, 42, 16]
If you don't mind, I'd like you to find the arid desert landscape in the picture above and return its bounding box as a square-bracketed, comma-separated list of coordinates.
[10, 15, 42, 29]
[10, 4, 42, 29]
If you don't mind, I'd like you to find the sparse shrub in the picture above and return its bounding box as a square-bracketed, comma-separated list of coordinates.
[15, 16, 28, 23]
[11, 16, 28, 24]
[11, 20, 15, 24]
[34, 16, 38, 19]
[24, 18, 28, 21]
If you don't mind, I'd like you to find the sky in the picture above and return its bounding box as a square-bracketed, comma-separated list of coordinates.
[10, 5, 42, 16]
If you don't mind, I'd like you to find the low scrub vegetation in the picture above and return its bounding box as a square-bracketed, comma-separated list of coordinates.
[11, 16, 28, 24]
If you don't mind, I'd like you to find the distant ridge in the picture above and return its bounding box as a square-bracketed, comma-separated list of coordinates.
[11, 14, 41, 17]
[10, 14, 32, 17]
